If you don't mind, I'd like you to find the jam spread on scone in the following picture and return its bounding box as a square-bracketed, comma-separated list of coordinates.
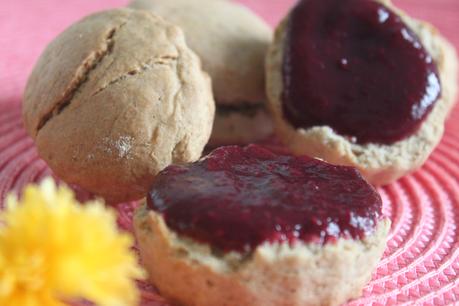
[147, 145, 383, 252]
[282, 0, 441, 144]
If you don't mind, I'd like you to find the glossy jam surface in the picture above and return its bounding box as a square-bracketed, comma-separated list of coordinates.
[282, 0, 441, 144]
[147, 145, 383, 253]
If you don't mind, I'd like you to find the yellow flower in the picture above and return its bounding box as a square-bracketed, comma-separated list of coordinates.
[0, 178, 145, 306]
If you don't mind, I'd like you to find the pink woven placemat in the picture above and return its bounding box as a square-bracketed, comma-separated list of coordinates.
[1, 0, 459, 305]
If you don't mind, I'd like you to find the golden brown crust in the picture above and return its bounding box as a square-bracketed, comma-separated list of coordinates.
[23, 9, 215, 203]
[134, 204, 390, 306]
[265, 0, 458, 185]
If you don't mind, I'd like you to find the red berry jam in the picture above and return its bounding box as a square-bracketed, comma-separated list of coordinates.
[282, 0, 441, 144]
[147, 145, 383, 253]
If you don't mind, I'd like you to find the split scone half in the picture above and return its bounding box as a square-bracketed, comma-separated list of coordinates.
[266, 0, 458, 185]
[135, 145, 390, 306]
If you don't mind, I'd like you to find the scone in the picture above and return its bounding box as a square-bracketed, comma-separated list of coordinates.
[135, 145, 390, 306]
[129, 0, 273, 146]
[266, 0, 458, 185]
[23, 8, 215, 203]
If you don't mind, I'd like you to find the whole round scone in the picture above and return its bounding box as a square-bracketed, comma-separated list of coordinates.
[135, 145, 390, 306]
[129, 0, 273, 146]
[23, 8, 215, 203]
[266, 0, 458, 185]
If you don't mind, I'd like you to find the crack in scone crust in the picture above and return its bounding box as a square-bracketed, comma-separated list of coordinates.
[91, 55, 179, 97]
[36, 21, 128, 133]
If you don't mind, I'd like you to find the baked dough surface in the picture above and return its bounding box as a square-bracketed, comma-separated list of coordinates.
[130, 0, 274, 145]
[23, 8, 215, 203]
[130, 0, 272, 105]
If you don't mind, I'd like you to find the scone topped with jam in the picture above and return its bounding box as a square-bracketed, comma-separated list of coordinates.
[266, 0, 458, 185]
[130, 0, 274, 146]
[135, 145, 390, 306]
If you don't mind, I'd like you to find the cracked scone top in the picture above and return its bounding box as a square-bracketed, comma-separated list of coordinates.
[22, 8, 215, 203]
[129, 0, 274, 146]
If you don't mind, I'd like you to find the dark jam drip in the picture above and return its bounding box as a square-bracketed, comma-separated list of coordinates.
[147, 145, 383, 253]
[282, 0, 441, 144]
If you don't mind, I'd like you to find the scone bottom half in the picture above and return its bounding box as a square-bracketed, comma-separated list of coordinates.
[209, 102, 274, 147]
[266, 0, 458, 186]
[135, 145, 390, 306]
